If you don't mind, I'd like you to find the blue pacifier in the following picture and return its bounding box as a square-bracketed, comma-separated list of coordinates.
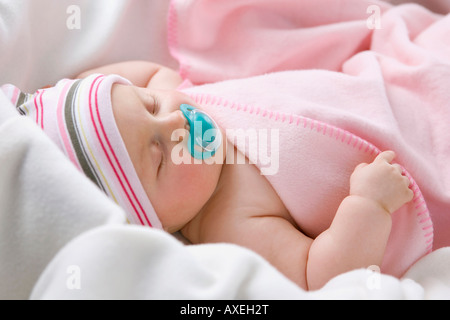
[180, 104, 222, 160]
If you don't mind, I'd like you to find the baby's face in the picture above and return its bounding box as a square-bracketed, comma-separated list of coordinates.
[111, 84, 223, 232]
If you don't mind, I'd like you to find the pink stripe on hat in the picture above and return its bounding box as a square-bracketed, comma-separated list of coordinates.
[2, 74, 162, 229]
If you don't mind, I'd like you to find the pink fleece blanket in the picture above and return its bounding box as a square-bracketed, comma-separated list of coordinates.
[168, 0, 450, 276]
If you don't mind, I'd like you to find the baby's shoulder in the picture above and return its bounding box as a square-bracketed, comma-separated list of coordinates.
[189, 160, 293, 238]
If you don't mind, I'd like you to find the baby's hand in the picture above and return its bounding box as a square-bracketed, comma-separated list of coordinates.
[349, 151, 414, 214]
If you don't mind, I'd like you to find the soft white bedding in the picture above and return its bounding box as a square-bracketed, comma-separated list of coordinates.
[0, 0, 449, 300]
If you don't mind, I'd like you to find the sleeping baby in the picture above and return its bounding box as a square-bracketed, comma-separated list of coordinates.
[2, 60, 415, 290]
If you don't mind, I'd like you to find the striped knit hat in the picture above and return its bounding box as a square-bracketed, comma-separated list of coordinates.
[1, 74, 162, 229]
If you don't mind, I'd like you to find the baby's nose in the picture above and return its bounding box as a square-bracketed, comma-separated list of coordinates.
[159, 110, 188, 136]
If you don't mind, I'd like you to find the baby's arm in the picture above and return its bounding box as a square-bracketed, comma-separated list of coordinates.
[196, 151, 413, 291]
[76, 60, 183, 89]
[306, 151, 414, 290]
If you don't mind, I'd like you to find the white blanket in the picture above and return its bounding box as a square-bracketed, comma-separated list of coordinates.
[1, 0, 449, 300]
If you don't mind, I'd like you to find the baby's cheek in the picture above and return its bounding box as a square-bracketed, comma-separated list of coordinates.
[157, 161, 221, 230]
[175, 163, 205, 191]
[174, 163, 217, 203]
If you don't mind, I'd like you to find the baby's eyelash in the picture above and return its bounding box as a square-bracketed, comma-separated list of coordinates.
[152, 96, 160, 115]
[143, 92, 159, 115]
[156, 148, 165, 178]
[158, 152, 164, 175]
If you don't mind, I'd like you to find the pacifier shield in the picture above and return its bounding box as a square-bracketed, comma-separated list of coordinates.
[180, 104, 222, 160]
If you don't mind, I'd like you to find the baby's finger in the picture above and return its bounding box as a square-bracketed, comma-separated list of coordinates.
[404, 179, 414, 201]
[392, 163, 404, 175]
[375, 151, 396, 164]
[404, 175, 412, 188]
